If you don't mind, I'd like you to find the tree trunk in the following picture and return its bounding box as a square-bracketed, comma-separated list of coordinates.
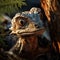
[40, 0, 60, 53]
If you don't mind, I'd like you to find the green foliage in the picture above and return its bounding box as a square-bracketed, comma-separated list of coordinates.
[0, 0, 26, 15]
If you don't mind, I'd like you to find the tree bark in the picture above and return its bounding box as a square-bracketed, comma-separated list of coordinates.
[40, 0, 60, 53]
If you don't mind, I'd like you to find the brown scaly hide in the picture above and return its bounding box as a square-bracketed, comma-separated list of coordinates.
[40, 0, 60, 53]
[8, 35, 50, 60]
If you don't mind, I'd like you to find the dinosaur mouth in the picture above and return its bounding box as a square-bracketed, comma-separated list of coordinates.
[18, 27, 45, 36]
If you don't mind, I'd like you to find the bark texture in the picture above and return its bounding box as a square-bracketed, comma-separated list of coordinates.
[40, 0, 60, 52]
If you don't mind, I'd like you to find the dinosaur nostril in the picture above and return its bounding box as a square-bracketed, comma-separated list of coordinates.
[35, 24, 40, 28]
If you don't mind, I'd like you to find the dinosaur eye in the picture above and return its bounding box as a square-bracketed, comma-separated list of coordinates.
[19, 19, 25, 25]
[20, 20, 24, 25]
